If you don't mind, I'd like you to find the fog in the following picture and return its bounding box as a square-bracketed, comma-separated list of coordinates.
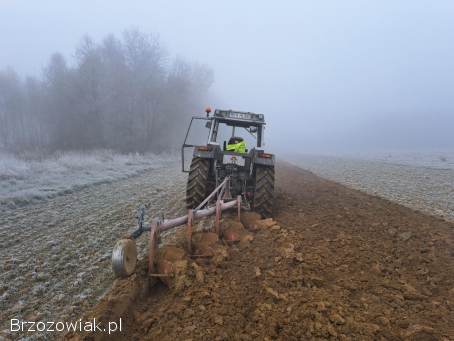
[1, 1, 454, 154]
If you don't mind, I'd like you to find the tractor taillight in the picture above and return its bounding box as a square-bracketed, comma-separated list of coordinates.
[259, 152, 273, 158]
[196, 146, 210, 151]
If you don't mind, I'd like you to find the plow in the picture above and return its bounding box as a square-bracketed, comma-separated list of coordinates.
[111, 108, 275, 279]
[111, 176, 242, 278]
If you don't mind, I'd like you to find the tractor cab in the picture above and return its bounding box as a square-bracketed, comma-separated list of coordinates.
[182, 109, 267, 170]
[208, 109, 265, 152]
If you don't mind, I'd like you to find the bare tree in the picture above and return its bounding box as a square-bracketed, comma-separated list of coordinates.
[0, 30, 214, 154]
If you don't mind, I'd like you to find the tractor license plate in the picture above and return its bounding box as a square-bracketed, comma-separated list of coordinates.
[223, 154, 245, 166]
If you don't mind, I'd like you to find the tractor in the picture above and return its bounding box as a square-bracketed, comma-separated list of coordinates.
[182, 108, 275, 217]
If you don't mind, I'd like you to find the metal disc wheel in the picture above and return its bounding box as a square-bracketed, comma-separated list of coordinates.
[112, 239, 138, 278]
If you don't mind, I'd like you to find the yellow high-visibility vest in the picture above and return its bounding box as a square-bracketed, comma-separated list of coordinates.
[226, 140, 246, 153]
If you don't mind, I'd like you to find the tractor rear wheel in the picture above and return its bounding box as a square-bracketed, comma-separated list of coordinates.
[186, 157, 211, 209]
[253, 166, 275, 218]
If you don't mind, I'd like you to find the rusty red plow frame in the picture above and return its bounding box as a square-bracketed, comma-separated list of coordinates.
[111, 176, 242, 278]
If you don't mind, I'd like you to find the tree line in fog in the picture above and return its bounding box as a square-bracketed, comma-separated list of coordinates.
[0, 30, 213, 153]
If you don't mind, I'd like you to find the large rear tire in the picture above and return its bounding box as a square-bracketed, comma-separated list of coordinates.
[253, 166, 275, 218]
[186, 157, 211, 209]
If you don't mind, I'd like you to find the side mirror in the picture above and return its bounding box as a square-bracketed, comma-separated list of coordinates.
[205, 121, 212, 129]
[249, 126, 258, 133]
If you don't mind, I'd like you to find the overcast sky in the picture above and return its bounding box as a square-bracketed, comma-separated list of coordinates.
[1, 1, 453, 153]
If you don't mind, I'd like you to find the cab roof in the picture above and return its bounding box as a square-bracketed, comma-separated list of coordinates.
[214, 109, 265, 125]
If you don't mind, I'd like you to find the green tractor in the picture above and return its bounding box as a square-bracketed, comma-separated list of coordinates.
[182, 108, 275, 217]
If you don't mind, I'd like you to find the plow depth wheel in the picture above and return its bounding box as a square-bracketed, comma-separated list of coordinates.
[253, 166, 275, 218]
[112, 239, 138, 278]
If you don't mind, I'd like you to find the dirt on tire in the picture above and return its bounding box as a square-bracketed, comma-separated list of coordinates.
[67, 162, 454, 341]
[253, 166, 275, 218]
[186, 157, 212, 209]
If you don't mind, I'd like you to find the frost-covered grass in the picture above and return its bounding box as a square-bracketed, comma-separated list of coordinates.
[339, 149, 454, 170]
[288, 153, 454, 222]
[0, 150, 177, 208]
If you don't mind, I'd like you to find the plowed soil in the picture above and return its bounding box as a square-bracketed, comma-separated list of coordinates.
[67, 162, 454, 341]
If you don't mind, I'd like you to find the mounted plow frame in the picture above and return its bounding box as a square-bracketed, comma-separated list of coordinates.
[111, 176, 242, 278]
